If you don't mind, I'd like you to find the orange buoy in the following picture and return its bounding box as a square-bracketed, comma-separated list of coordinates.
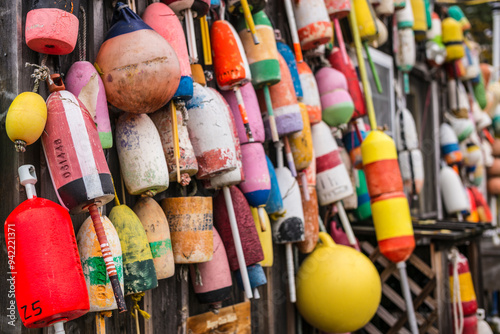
[297, 61, 322, 124]
[296, 157, 319, 254]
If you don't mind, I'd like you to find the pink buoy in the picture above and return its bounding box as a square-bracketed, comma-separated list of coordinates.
[238, 143, 271, 209]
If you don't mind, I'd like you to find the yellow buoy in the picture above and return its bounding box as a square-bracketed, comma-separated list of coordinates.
[6, 92, 47, 152]
[296, 232, 381, 333]
[442, 17, 464, 63]
[288, 103, 313, 171]
[251, 207, 273, 267]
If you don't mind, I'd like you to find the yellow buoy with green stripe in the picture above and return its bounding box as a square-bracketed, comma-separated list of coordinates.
[109, 204, 158, 295]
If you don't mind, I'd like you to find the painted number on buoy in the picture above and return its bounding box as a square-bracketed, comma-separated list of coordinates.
[21, 301, 42, 320]
[54, 139, 71, 178]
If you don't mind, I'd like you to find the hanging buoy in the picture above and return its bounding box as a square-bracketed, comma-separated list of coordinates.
[162, 0, 210, 17]
[425, 12, 446, 67]
[5, 165, 89, 329]
[296, 157, 319, 254]
[355, 169, 372, 220]
[396, 28, 416, 94]
[292, 0, 333, 50]
[376, 0, 394, 17]
[150, 103, 199, 183]
[297, 61, 322, 124]
[133, 198, 175, 280]
[353, 0, 378, 42]
[442, 17, 465, 63]
[296, 233, 381, 333]
[361, 130, 415, 263]
[288, 103, 314, 171]
[142, 2, 193, 100]
[77, 215, 124, 312]
[258, 53, 303, 139]
[372, 18, 389, 48]
[395, 108, 418, 151]
[448, 6, 471, 32]
[399, 149, 424, 195]
[340, 147, 358, 209]
[325, 0, 351, 19]
[277, 41, 303, 99]
[396, 0, 414, 29]
[25, 0, 79, 55]
[343, 120, 368, 169]
[190, 227, 232, 312]
[312, 121, 354, 205]
[411, 0, 427, 40]
[466, 187, 479, 222]
[251, 207, 274, 266]
[447, 113, 474, 142]
[186, 83, 238, 179]
[448, 80, 470, 119]
[440, 166, 469, 217]
[95, 3, 181, 113]
[109, 205, 158, 295]
[162, 196, 214, 263]
[66, 61, 113, 149]
[316, 67, 355, 127]
[265, 155, 285, 216]
[469, 187, 492, 222]
[329, 47, 367, 120]
[116, 113, 169, 196]
[448, 251, 478, 316]
[6, 92, 47, 152]
[440, 123, 463, 166]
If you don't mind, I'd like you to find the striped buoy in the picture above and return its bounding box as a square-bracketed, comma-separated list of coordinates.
[277, 42, 303, 99]
[297, 61, 322, 124]
[440, 123, 463, 166]
[265, 155, 284, 216]
[292, 0, 333, 50]
[442, 17, 465, 62]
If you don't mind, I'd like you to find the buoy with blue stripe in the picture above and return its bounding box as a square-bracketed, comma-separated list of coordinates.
[190, 227, 232, 312]
[95, 3, 180, 114]
[116, 113, 170, 197]
[273, 141, 305, 302]
[6, 92, 47, 152]
[66, 62, 113, 149]
[440, 123, 463, 166]
[292, 0, 333, 50]
[355, 169, 372, 220]
[297, 61, 322, 124]
[265, 155, 285, 216]
[316, 67, 355, 127]
[25, 0, 79, 55]
[41, 90, 126, 312]
[343, 118, 368, 169]
[442, 17, 465, 63]
[5, 165, 89, 332]
[277, 41, 303, 99]
[238, 11, 281, 142]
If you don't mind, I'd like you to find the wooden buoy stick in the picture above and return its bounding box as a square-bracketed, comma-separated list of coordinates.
[88, 203, 127, 313]
[135, 309, 140, 334]
[283, 137, 297, 177]
[334, 18, 348, 65]
[240, 0, 260, 44]
[234, 86, 255, 142]
[200, 16, 212, 66]
[363, 42, 383, 94]
[349, 8, 377, 130]
[283, 0, 304, 62]
[335, 202, 357, 248]
[257, 207, 268, 232]
[300, 173, 310, 201]
[397, 261, 419, 334]
[286, 243, 297, 303]
[185, 9, 198, 63]
[96, 313, 106, 334]
[171, 103, 181, 183]
[263, 85, 279, 142]
[222, 186, 254, 299]
[53, 322, 66, 334]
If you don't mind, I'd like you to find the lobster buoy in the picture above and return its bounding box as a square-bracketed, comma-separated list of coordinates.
[353, 0, 378, 42]
[227, 0, 266, 17]
[66, 61, 113, 149]
[325, 0, 350, 19]
[189, 227, 232, 312]
[329, 47, 367, 120]
[162, 196, 214, 263]
[161, 0, 210, 17]
[395, 108, 418, 151]
[411, 0, 427, 40]
[297, 61, 322, 124]
[42, 90, 114, 214]
[77, 215, 124, 312]
[440, 166, 469, 216]
[355, 169, 372, 220]
[440, 123, 463, 166]
[265, 155, 284, 216]
[396, 0, 414, 29]
[449, 6, 471, 32]
[396, 28, 416, 78]
[292, 0, 333, 50]
[376, 0, 394, 17]
[470, 187, 492, 222]
[448, 80, 470, 118]
[109, 205, 158, 295]
[278, 42, 303, 99]
[399, 150, 425, 195]
[296, 232, 381, 333]
[288, 103, 314, 171]
[5, 165, 89, 329]
[462, 315, 478, 334]
[296, 157, 319, 253]
[342, 119, 368, 169]
[425, 12, 446, 67]
[447, 113, 474, 142]
[466, 188, 479, 222]
[372, 18, 389, 48]
[361, 131, 415, 263]
[6, 92, 47, 152]
[116, 113, 169, 196]
[133, 198, 175, 280]
[95, 3, 180, 113]
[238, 143, 271, 210]
[312, 122, 354, 205]
[442, 17, 465, 62]
[223, 82, 266, 144]
[142, 2, 193, 100]
[316, 67, 355, 127]
[25, 0, 79, 55]
[150, 104, 199, 183]
[449, 250, 478, 316]
[251, 207, 274, 266]
[258, 53, 303, 139]
[186, 83, 238, 179]
[462, 43, 480, 81]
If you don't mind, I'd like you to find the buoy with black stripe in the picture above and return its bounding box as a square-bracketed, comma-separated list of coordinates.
[411, 0, 427, 41]
[25, 0, 79, 55]
[95, 3, 180, 114]
[442, 17, 465, 63]
[41, 89, 126, 313]
[5, 165, 89, 332]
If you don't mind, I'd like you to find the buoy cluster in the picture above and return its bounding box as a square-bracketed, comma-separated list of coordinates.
[3, 1, 496, 334]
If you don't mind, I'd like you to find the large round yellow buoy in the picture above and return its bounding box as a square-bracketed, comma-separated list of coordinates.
[6, 92, 47, 152]
[296, 232, 381, 333]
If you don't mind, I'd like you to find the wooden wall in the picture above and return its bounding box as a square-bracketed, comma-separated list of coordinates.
[0, 0, 303, 333]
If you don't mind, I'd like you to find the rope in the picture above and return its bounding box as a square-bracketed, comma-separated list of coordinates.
[77, 6, 87, 61]
[101, 311, 113, 318]
[25, 54, 50, 93]
[130, 292, 151, 320]
[448, 248, 464, 334]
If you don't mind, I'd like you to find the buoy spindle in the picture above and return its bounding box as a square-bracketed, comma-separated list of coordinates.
[171, 103, 182, 183]
[335, 202, 357, 248]
[258, 207, 268, 231]
[240, 0, 260, 44]
[234, 86, 255, 142]
[284, 137, 298, 177]
[87, 203, 127, 313]
[222, 186, 254, 299]
[283, 0, 304, 62]
[264, 85, 280, 142]
[398, 261, 419, 334]
[301, 173, 310, 201]
[286, 243, 297, 302]
[185, 9, 198, 62]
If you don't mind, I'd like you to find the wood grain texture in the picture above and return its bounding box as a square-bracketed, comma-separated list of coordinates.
[187, 301, 251, 334]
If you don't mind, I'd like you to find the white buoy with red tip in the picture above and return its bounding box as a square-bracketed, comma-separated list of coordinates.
[292, 0, 333, 50]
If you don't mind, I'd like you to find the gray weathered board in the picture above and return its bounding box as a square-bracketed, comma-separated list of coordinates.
[0, 0, 296, 333]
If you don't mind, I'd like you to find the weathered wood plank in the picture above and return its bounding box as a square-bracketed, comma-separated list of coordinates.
[187, 301, 251, 333]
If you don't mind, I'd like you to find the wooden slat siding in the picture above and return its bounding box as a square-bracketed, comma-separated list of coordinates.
[430, 244, 452, 334]
[364, 322, 384, 334]
[382, 283, 428, 325]
[408, 254, 435, 279]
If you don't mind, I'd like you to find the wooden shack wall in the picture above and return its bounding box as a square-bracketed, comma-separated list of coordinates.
[0, 0, 300, 333]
